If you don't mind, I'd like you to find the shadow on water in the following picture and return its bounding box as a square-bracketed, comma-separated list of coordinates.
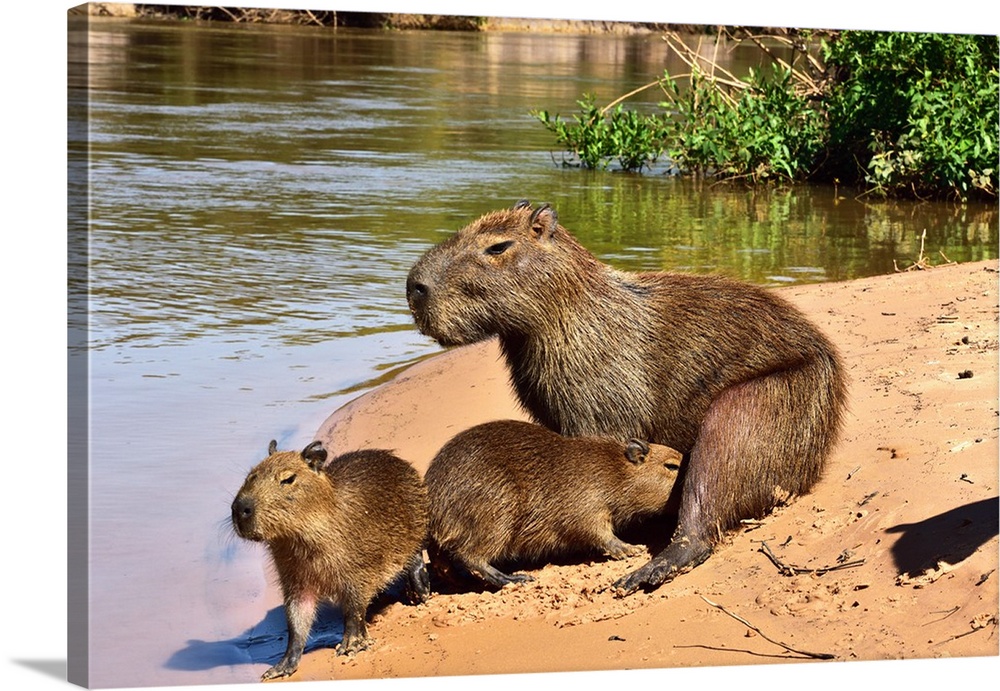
[165, 603, 344, 672]
[885, 496, 999, 577]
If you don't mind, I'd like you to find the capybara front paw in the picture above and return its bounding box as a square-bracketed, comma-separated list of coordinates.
[260, 659, 298, 681]
[501, 572, 535, 585]
[613, 538, 712, 595]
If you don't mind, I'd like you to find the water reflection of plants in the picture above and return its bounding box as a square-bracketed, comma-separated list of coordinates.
[550, 175, 998, 284]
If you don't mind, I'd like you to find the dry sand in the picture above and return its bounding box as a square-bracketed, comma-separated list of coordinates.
[288, 259, 997, 682]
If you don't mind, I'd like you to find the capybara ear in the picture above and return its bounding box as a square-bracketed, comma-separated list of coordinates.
[268, 439, 278, 456]
[625, 439, 650, 464]
[529, 203, 558, 238]
[301, 441, 328, 471]
[512, 199, 531, 210]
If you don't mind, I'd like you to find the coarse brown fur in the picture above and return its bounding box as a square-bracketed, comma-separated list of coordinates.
[406, 200, 848, 593]
[231, 441, 430, 680]
[425, 420, 684, 589]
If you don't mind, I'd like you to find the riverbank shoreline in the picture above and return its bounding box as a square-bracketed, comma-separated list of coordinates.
[76, 4, 724, 34]
[298, 258, 999, 683]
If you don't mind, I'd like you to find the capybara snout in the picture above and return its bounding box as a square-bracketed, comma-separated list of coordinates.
[405, 201, 569, 347]
[230, 495, 255, 537]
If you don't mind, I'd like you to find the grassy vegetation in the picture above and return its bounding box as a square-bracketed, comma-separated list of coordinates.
[533, 30, 999, 201]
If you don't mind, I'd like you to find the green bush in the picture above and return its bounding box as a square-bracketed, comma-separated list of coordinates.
[532, 95, 665, 171]
[533, 30, 999, 200]
[660, 63, 825, 181]
[822, 31, 998, 200]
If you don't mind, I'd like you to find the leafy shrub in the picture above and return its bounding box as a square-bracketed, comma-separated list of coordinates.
[822, 31, 998, 200]
[532, 95, 665, 172]
[533, 30, 999, 200]
[659, 63, 825, 181]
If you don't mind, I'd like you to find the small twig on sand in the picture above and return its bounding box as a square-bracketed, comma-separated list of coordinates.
[923, 606, 961, 625]
[757, 540, 866, 576]
[934, 614, 998, 646]
[700, 595, 835, 660]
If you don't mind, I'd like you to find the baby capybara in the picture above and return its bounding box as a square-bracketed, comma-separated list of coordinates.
[231, 440, 429, 680]
[425, 420, 683, 589]
[406, 200, 847, 593]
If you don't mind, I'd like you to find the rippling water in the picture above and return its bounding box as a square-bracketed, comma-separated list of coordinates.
[72, 17, 997, 688]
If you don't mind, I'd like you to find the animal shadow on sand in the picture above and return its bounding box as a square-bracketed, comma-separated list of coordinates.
[885, 496, 999, 577]
[165, 580, 411, 673]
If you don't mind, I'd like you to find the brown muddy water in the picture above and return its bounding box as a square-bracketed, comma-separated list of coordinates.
[69, 16, 998, 689]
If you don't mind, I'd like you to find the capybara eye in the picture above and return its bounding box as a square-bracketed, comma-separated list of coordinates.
[484, 240, 514, 256]
[280, 473, 297, 485]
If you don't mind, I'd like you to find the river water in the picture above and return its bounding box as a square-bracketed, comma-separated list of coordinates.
[70, 17, 997, 689]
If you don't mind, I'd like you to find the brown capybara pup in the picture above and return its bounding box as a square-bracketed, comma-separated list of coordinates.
[231, 440, 430, 680]
[406, 200, 847, 593]
[425, 419, 683, 589]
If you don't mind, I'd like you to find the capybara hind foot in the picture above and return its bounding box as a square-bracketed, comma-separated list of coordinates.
[602, 536, 646, 560]
[473, 562, 535, 589]
[613, 534, 712, 594]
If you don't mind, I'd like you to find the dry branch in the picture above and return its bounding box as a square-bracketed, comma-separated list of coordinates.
[724, 27, 825, 97]
[757, 540, 866, 576]
[700, 595, 836, 659]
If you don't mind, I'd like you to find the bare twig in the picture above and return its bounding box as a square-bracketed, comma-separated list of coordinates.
[700, 595, 835, 659]
[725, 28, 824, 97]
[216, 6, 242, 22]
[934, 614, 998, 646]
[923, 606, 961, 625]
[600, 79, 664, 115]
[757, 540, 866, 576]
[661, 32, 745, 107]
[894, 229, 956, 272]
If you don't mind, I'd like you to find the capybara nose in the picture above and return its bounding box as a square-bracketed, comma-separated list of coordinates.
[406, 277, 429, 309]
[232, 495, 255, 525]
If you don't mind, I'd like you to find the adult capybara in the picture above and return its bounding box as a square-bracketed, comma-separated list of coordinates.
[425, 419, 684, 589]
[231, 440, 430, 680]
[406, 200, 847, 593]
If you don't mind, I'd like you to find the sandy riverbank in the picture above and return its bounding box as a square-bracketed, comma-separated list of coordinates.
[291, 258, 998, 682]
